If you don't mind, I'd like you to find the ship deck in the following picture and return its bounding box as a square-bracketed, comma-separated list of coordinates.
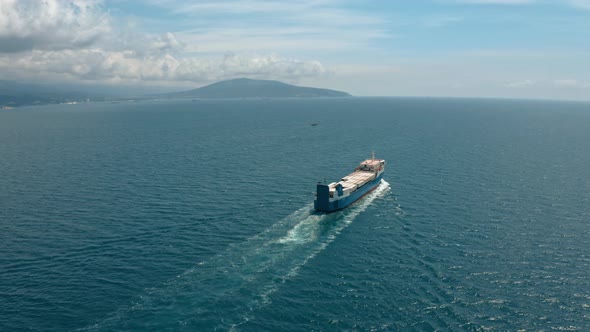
[330, 171, 376, 191]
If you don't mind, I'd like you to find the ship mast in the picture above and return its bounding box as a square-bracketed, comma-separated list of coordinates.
[372, 151, 375, 161]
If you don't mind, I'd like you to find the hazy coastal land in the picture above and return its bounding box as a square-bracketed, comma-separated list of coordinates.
[0, 78, 350, 108]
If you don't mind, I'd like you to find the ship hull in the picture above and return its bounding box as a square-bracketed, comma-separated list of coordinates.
[314, 173, 383, 213]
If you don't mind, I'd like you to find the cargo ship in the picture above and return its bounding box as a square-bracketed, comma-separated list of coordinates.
[314, 153, 385, 212]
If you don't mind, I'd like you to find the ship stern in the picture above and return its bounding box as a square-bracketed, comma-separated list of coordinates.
[314, 183, 331, 212]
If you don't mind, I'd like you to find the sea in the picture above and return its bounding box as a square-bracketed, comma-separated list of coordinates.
[1, 97, 589, 331]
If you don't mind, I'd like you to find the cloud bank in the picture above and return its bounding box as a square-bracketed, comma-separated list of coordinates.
[0, 0, 327, 85]
[456, 0, 533, 4]
[0, 0, 110, 53]
[569, 0, 590, 10]
[450, 0, 590, 9]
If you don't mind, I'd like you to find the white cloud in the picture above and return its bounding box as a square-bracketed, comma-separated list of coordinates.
[452, 0, 590, 9]
[423, 15, 464, 27]
[109, 31, 185, 57]
[176, 27, 370, 54]
[0, 0, 328, 85]
[505, 79, 536, 88]
[450, 0, 534, 4]
[554, 79, 590, 88]
[568, 0, 590, 10]
[0, 49, 326, 84]
[555, 79, 578, 87]
[0, 0, 110, 53]
[148, 0, 390, 55]
[162, 0, 331, 15]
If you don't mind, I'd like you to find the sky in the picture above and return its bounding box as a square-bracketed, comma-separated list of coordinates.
[0, 0, 589, 100]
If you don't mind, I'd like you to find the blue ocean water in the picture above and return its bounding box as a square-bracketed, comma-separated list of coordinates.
[1, 97, 590, 331]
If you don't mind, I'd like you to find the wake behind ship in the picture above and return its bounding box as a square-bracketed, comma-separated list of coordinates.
[314, 154, 385, 213]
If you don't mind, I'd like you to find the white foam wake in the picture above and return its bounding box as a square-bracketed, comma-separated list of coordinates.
[83, 180, 391, 331]
[233, 180, 391, 327]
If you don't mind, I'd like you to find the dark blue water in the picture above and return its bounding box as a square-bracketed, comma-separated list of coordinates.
[1, 98, 589, 331]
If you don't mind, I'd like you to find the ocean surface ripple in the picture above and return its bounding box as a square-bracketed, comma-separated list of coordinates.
[1, 98, 589, 331]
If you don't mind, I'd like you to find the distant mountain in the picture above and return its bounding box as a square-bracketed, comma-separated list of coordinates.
[163, 78, 351, 98]
[0, 78, 350, 108]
